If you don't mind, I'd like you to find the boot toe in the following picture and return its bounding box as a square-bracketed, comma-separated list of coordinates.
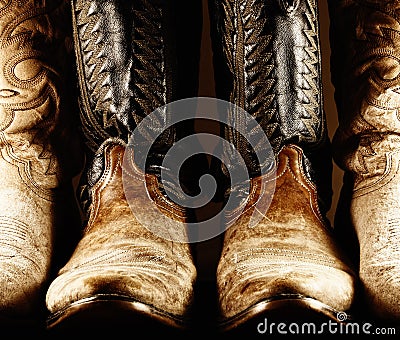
[0, 215, 50, 317]
[46, 242, 196, 329]
[0, 258, 45, 316]
[219, 258, 355, 322]
[361, 262, 400, 320]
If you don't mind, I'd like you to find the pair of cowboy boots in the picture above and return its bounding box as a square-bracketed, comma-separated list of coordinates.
[0, 0, 398, 334]
[46, 0, 355, 332]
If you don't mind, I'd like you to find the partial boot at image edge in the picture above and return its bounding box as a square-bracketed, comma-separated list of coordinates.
[0, 0, 83, 327]
[329, 0, 400, 323]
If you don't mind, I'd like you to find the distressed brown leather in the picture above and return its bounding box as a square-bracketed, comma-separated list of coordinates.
[45, 0, 199, 330]
[217, 145, 356, 323]
[329, 0, 400, 320]
[0, 0, 82, 320]
[46, 141, 196, 326]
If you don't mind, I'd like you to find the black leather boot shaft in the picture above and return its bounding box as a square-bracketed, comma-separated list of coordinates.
[209, 0, 332, 212]
[71, 0, 203, 216]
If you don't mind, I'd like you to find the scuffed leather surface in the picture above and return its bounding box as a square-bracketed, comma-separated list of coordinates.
[329, 0, 400, 319]
[217, 146, 355, 320]
[209, 0, 332, 210]
[0, 0, 82, 317]
[46, 142, 196, 320]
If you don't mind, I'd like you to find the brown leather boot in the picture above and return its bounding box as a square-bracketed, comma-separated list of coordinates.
[329, 0, 400, 322]
[0, 0, 83, 327]
[46, 140, 197, 331]
[208, 0, 357, 332]
[45, 0, 202, 334]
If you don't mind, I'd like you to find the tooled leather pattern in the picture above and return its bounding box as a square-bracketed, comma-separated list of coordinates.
[73, 0, 172, 152]
[0, 0, 69, 200]
[331, 0, 400, 194]
[216, 0, 325, 172]
[72, 0, 175, 213]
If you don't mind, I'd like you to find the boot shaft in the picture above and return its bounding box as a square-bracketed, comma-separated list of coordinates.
[329, 0, 400, 175]
[209, 0, 332, 212]
[72, 0, 203, 215]
[0, 0, 82, 195]
[210, 0, 326, 145]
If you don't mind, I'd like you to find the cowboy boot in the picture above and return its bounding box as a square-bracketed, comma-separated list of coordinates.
[0, 0, 83, 327]
[208, 0, 357, 332]
[329, 0, 400, 322]
[45, 0, 203, 333]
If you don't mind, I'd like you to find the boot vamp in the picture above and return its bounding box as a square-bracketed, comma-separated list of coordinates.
[218, 208, 355, 319]
[46, 215, 195, 318]
[46, 143, 196, 318]
[218, 146, 356, 319]
[46, 195, 196, 318]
